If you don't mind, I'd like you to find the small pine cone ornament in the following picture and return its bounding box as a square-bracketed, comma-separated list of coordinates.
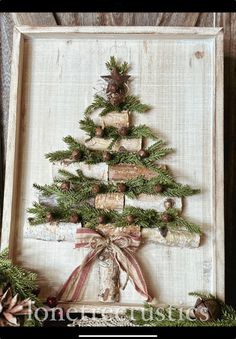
[60, 181, 70, 192]
[97, 215, 106, 224]
[92, 184, 100, 194]
[118, 127, 129, 136]
[138, 149, 149, 159]
[95, 127, 104, 137]
[117, 183, 127, 193]
[103, 151, 112, 162]
[69, 213, 81, 224]
[0, 288, 33, 327]
[194, 298, 221, 321]
[126, 214, 135, 224]
[161, 213, 173, 223]
[154, 184, 163, 193]
[71, 149, 81, 161]
[46, 212, 54, 223]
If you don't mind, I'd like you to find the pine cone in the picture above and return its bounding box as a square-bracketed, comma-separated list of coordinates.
[0, 288, 34, 327]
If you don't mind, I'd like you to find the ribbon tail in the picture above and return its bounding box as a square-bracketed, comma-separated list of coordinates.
[57, 249, 100, 302]
[115, 248, 153, 302]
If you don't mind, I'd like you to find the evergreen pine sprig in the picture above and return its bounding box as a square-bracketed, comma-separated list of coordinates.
[105, 56, 130, 75]
[120, 95, 151, 114]
[84, 94, 151, 117]
[126, 302, 236, 327]
[45, 150, 71, 162]
[34, 169, 199, 207]
[80, 117, 157, 142]
[45, 136, 174, 184]
[84, 95, 114, 116]
[84, 57, 151, 116]
[45, 137, 174, 184]
[28, 203, 201, 235]
[126, 293, 236, 327]
[0, 249, 41, 306]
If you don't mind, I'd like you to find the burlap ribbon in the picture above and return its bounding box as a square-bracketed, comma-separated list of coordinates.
[57, 227, 152, 302]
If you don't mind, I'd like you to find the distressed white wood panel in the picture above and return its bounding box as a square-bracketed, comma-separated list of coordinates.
[2, 27, 223, 307]
[125, 194, 182, 212]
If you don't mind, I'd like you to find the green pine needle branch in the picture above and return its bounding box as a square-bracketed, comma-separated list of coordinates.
[80, 117, 157, 143]
[85, 94, 151, 117]
[28, 203, 201, 235]
[0, 249, 41, 306]
[105, 56, 130, 75]
[33, 169, 199, 210]
[126, 293, 236, 327]
[45, 136, 176, 184]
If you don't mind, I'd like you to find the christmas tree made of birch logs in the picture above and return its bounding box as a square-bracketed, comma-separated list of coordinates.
[26, 57, 202, 303]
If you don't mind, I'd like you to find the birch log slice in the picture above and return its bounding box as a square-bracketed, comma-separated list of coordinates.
[95, 193, 124, 211]
[98, 249, 120, 302]
[52, 161, 108, 181]
[96, 224, 200, 249]
[109, 164, 167, 181]
[96, 224, 141, 303]
[24, 222, 80, 242]
[100, 111, 130, 128]
[125, 194, 182, 212]
[85, 137, 142, 152]
[141, 228, 201, 248]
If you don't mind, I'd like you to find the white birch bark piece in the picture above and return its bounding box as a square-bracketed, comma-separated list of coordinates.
[100, 111, 130, 128]
[98, 249, 120, 303]
[125, 194, 182, 212]
[24, 222, 81, 242]
[38, 193, 58, 207]
[141, 228, 200, 248]
[96, 224, 140, 303]
[108, 164, 167, 181]
[38, 193, 95, 208]
[95, 193, 124, 211]
[85, 137, 142, 152]
[52, 161, 108, 181]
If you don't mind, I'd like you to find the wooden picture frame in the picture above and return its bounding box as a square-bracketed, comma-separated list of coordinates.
[1, 26, 224, 311]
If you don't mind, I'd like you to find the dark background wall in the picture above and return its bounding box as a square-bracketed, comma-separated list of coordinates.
[0, 12, 235, 306]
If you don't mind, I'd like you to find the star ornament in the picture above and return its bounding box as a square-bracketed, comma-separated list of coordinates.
[101, 68, 130, 87]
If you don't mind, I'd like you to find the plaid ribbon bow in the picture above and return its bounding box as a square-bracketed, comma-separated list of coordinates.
[57, 227, 152, 302]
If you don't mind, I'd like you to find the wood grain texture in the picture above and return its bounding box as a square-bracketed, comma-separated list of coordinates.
[12, 13, 57, 26]
[0, 11, 235, 307]
[54, 13, 200, 27]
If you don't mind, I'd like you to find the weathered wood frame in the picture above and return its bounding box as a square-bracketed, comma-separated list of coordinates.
[1, 26, 224, 311]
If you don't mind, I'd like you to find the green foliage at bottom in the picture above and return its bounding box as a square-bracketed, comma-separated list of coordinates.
[0, 249, 41, 306]
[126, 293, 236, 327]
